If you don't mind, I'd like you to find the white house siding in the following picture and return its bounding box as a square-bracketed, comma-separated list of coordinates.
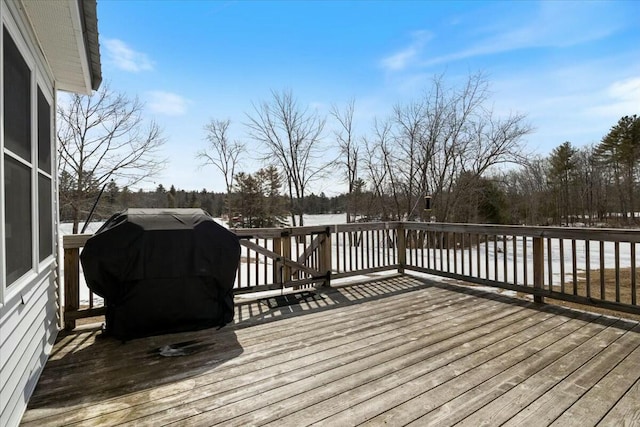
[1, 1, 59, 426]
[0, 269, 58, 427]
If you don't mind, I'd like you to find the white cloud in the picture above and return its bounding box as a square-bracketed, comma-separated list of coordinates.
[103, 38, 154, 72]
[380, 30, 432, 72]
[146, 91, 189, 116]
[489, 59, 640, 154]
[419, 2, 622, 68]
[586, 77, 640, 119]
[382, 48, 419, 72]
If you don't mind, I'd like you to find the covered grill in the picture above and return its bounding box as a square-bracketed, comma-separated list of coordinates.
[80, 208, 240, 340]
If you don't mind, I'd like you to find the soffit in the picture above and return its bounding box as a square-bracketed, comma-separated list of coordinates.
[21, 0, 102, 94]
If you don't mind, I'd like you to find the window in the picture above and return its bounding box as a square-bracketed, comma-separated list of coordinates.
[3, 27, 31, 162]
[4, 156, 33, 284]
[38, 174, 52, 261]
[37, 87, 53, 261]
[38, 88, 51, 173]
[2, 14, 57, 291]
[3, 27, 34, 286]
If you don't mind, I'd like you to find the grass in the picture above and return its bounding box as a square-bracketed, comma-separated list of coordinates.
[548, 267, 640, 321]
[453, 267, 640, 322]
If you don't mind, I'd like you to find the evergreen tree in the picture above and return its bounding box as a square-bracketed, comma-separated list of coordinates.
[232, 167, 287, 228]
[596, 115, 640, 223]
[548, 141, 578, 224]
[233, 172, 263, 227]
[257, 166, 287, 227]
[167, 185, 177, 208]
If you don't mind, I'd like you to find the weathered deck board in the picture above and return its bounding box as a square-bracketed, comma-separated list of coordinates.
[407, 317, 639, 426]
[165, 303, 531, 426]
[597, 378, 640, 426]
[259, 309, 566, 427]
[322, 313, 616, 426]
[21, 274, 640, 426]
[453, 318, 639, 426]
[549, 343, 640, 426]
[501, 323, 640, 426]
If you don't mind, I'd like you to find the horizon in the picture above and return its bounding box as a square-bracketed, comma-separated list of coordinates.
[95, 0, 640, 194]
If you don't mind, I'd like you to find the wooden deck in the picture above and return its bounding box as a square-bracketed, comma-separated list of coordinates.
[22, 274, 640, 426]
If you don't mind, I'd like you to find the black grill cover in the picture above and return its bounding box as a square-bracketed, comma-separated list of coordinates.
[80, 208, 240, 340]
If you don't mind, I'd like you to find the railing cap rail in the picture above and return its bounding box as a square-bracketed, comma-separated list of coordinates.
[62, 221, 640, 249]
[404, 222, 640, 242]
[63, 233, 92, 248]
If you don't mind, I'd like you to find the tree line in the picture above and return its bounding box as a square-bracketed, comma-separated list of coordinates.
[57, 73, 639, 230]
[503, 113, 640, 226]
[58, 180, 347, 225]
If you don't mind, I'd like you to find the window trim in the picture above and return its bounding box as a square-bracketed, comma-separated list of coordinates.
[36, 79, 54, 265]
[0, 5, 5, 305]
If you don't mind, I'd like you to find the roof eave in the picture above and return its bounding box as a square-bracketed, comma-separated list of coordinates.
[21, 0, 102, 94]
[77, 0, 102, 91]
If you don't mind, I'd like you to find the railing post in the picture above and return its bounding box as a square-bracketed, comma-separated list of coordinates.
[533, 236, 545, 304]
[273, 236, 282, 284]
[282, 230, 292, 282]
[397, 222, 406, 274]
[319, 227, 332, 287]
[64, 246, 80, 330]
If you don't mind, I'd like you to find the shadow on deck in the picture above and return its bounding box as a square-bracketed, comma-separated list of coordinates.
[22, 274, 640, 426]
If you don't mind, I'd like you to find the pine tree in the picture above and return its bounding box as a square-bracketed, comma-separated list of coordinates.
[596, 115, 640, 223]
[548, 141, 578, 224]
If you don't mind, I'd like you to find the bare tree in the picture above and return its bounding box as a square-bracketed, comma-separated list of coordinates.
[382, 72, 531, 222]
[330, 99, 360, 223]
[363, 118, 394, 220]
[392, 98, 430, 220]
[197, 118, 245, 223]
[246, 89, 326, 226]
[503, 157, 550, 225]
[57, 84, 166, 233]
[572, 145, 605, 225]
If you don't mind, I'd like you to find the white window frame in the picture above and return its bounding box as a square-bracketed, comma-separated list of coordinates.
[0, 2, 4, 306]
[1, 4, 57, 304]
[36, 78, 55, 266]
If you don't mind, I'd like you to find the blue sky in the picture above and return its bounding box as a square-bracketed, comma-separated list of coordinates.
[96, 0, 640, 195]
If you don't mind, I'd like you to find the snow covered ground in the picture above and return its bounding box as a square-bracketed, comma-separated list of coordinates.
[421, 236, 638, 286]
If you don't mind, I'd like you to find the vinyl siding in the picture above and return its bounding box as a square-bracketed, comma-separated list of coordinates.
[0, 266, 59, 427]
[1, 2, 60, 426]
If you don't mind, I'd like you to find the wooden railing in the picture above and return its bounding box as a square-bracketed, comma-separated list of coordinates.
[402, 223, 640, 315]
[61, 222, 640, 330]
[232, 222, 400, 293]
[62, 234, 101, 330]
